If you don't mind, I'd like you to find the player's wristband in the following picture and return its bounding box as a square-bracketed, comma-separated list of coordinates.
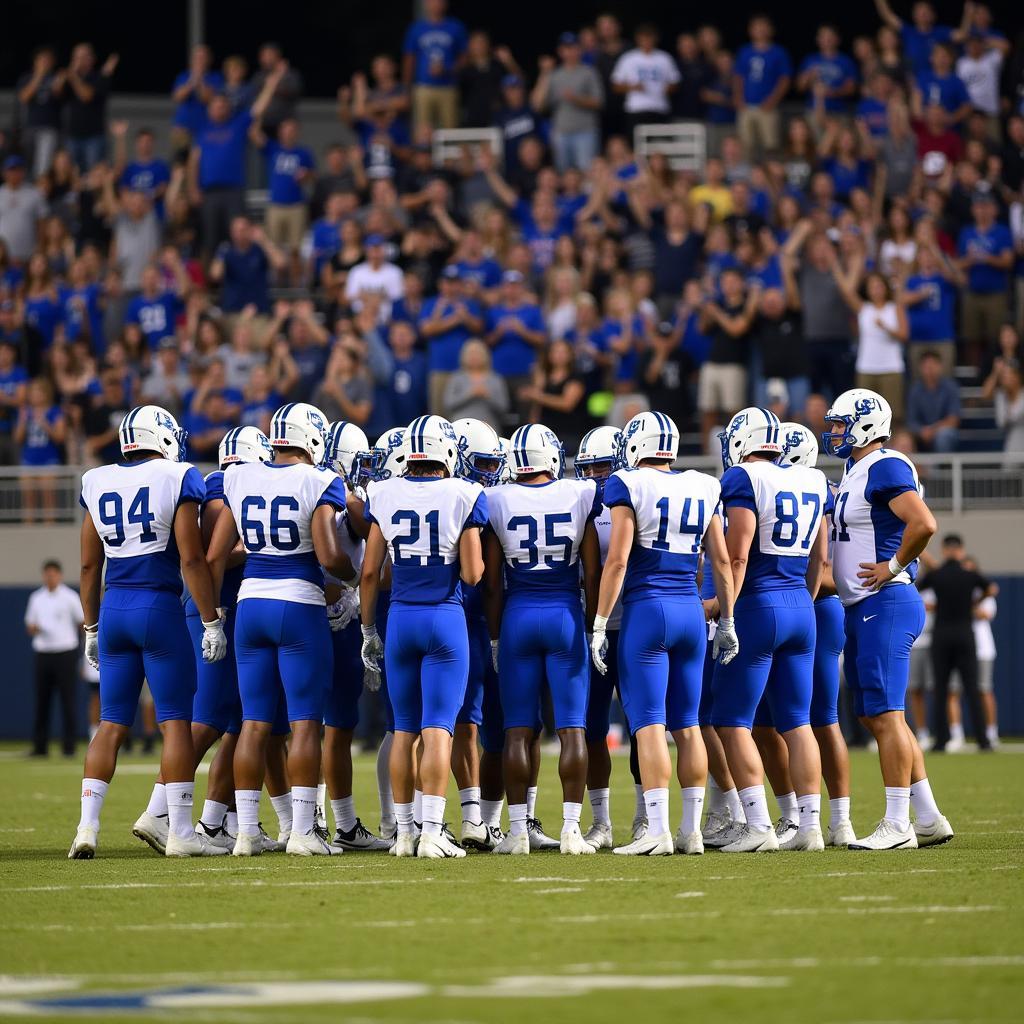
[84, 623, 98, 635]
[201, 617, 222, 630]
[887, 555, 907, 578]
[718, 616, 735, 630]
[593, 614, 609, 633]
[361, 624, 378, 638]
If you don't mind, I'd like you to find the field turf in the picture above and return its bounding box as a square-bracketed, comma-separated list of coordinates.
[0, 743, 1022, 1023]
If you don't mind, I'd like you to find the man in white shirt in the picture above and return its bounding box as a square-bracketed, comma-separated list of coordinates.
[956, 33, 1003, 126]
[611, 24, 680, 136]
[24, 560, 84, 756]
[344, 234, 405, 323]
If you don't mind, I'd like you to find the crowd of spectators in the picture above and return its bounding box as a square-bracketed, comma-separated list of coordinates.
[3, 0, 1024, 518]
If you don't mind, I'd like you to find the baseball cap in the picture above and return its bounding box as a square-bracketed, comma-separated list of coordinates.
[502, 269, 524, 284]
[3, 155, 25, 171]
[558, 31, 579, 46]
[972, 186, 996, 204]
[365, 233, 386, 247]
[502, 74, 524, 89]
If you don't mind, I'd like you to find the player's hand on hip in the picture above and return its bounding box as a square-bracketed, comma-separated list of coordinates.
[84, 624, 99, 670]
[858, 560, 898, 592]
[712, 615, 739, 665]
[201, 612, 228, 663]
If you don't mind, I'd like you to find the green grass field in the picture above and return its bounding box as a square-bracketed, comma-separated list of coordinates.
[1, 744, 1022, 1023]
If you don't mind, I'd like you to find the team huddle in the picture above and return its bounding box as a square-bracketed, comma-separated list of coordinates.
[68, 386, 955, 860]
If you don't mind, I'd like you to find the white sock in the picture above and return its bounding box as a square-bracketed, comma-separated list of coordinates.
[884, 786, 911, 829]
[986, 723, 999, 743]
[589, 787, 611, 827]
[459, 786, 482, 825]
[414, 789, 423, 824]
[509, 802, 528, 836]
[236, 789, 261, 838]
[909, 778, 940, 827]
[950, 721, 964, 741]
[738, 785, 771, 830]
[723, 787, 745, 822]
[146, 783, 168, 818]
[526, 786, 538, 819]
[79, 778, 108, 830]
[225, 809, 238, 837]
[829, 796, 851, 825]
[316, 782, 327, 825]
[680, 787, 704, 835]
[776, 790, 798, 822]
[331, 795, 356, 833]
[376, 732, 395, 830]
[291, 785, 317, 835]
[481, 798, 503, 828]
[396, 801, 415, 835]
[706, 776, 726, 816]
[797, 793, 821, 831]
[200, 799, 228, 828]
[644, 788, 670, 836]
[270, 792, 292, 834]
[165, 781, 195, 840]
[634, 784, 646, 821]
[422, 794, 446, 837]
[562, 801, 583, 831]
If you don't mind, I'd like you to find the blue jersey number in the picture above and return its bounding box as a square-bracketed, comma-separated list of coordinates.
[507, 512, 574, 567]
[652, 496, 705, 553]
[97, 487, 158, 548]
[392, 509, 442, 566]
[240, 495, 301, 552]
[772, 491, 822, 550]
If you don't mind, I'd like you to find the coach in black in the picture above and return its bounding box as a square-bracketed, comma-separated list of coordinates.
[923, 535, 993, 752]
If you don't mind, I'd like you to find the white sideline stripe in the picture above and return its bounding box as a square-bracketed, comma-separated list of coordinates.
[675, 891, 706, 898]
[712, 956, 1024, 970]
[532, 887, 584, 894]
[839, 895, 896, 902]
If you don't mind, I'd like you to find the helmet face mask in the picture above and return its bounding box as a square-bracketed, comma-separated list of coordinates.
[453, 417, 506, 487]
[621, 412, 678, 468]
[325, 421, 373, 487]
[575, 426, 624, 500]
[119, 405, 187, 462]
[820, 389, 892, 458]
[219, 426, 274, 469]
[718, 407, 783, 470]
[371, 427, 407, 481]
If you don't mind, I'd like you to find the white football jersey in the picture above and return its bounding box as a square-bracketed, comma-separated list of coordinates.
[80, 458, 205, 595]
[720, 460, 828, 595]
[604, 467, 720, 602]
[832, 448, 921, 608]
[591, 501, 623, 630]
[486, 478, 599, 598]
[222, 461, 347, 606]
[366, 475, 486, 604]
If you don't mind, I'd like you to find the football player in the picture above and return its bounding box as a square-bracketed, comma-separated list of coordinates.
[70, 405, 228, 858]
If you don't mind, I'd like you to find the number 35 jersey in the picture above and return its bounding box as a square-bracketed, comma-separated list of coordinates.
[80, 458, 206, 594]
[719, 460, 828, 594]
[222, 461, 347, 606]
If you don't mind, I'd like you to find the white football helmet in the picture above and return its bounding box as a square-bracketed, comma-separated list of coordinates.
[498, 437, 515, 483]
[719, 407, 784, 470]
[620, 411, 679, 468]
[777, 422, 819, 468]
[218, 426, 274, 469]
[118, 405, 187, 462]
[452, 417, 505, 486]
[822, 388, 893, 458]
[372, 426, 407, 480]
[508, 423, 564, 478]
[324, 420, 374, 486]
[575, 426, 624, 479]
[270, 402, 329, 463]
[404, 414, 461, 476]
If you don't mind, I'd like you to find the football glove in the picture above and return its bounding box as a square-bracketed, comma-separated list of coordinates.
[590, 615, 609, 676]
[327, 588, 360, 632]
[201, 611, 228, 663]
[712, 615, 739, 665]
[490, 639, 499, 674]
[84, 623, 99, 670]
[361, 624, 383, 672]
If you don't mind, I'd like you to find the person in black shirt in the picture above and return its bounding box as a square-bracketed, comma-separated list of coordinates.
[518, 338, 589, 454]
[83, 368, 130, 465]
[459, 32, 519, 128]
[64, 43, 118, 171]
[640, 320, 695, 427]
[17, 48, 64, 177]
[672, 33, 709, 120]
[923, 534, 994, 752]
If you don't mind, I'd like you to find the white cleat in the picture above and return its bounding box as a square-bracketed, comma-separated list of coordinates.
[848, 819, 919, 851]
[331, 819, 393, 852]
[721, 824, 779, 853]
[630, 815, 649, 841]
[165, 830, 229, 857]
[945, 735, 965, 753]
[417, 831, 467, 859]
[827, 820, 857, 848]
[460, 819, 492, 852]
[780, 825, 825, 851]
[258, 824, 286, 852]
[286, 828, 338, 856]
[527, 817, 560, 851]
[704, 818, 744, 849]
[701, 811, 731, 843]
[560, 824, 596, 855]
[614, 832, 674, 856]
[231, 832, 262, 857]
[584, 822, 614, 850]
[773, 816, 798, 845]
[914, 814, 954, 848]
[492, 830, 530, 855]
[68, 825, 98, 859]
[675, 830, 704, 855]
[132, 811, 168, 855]
[194, 821, 235, 852]
[393, 832, 419, 858]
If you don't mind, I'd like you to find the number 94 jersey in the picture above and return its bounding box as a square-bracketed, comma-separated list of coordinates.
[719, 461, 828, 594]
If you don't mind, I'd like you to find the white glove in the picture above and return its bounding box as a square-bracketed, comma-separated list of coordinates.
[201, 611, 228, 663]
[712, 615, 739, 665]
[361, 624, 383, 673]
[84, 624, 99, 670]
[363, 664, 382, 693]
[327, 588, 360, 632]
[490, 639, 500, 674]
[590, 615, 609, 675]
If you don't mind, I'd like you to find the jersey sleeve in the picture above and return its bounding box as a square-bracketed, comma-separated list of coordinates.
[464, 490, 489, 531]
[178, 466, 206, 507]
[602, 472, 632, 510]
[720, 466, 756, 512]
[864, 457, 917, 504]
[317, 476, 347, 511]
[203, 471, 225, 507]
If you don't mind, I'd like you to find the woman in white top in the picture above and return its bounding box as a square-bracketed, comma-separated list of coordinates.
[993, 362, 1024, 453]
[878, 206, 917, 280]
[835, 266, 909, 420]
[545, 265, 581, 341]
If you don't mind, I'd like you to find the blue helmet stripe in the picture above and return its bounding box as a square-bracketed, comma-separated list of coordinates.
[273, 403, 296, 443]
[124, 406, 141, 445]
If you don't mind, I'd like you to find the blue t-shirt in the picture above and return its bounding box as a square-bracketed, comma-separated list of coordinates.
[24, 295, 61, 348]
[819, 157, 873, 200]
[856, 97, 888, 138]
[216, 243, 270, 312]
[121, 159, 171, 202]
[798, 52, 857, 112]
[957, 224, 1013, 294]
[197, 111, 252, 189]
[905, 273, 956, 341]
[126, 292, 182, 348]
[511, 200, 572, 272]
[735, 43, 793, 105]
[487, 303, 545, 376]
[172, 69, 225, 133]
[242, 391, 282, 427]
[419, 297, 482, 372]
[601, 314, 646, 385]
[456, 257, 502, 290]
[495, 106, 542, 173]
[703, 73, 736, 124]
[900, 23, 953, 77]
[387, 352, 429, 425]
[59, 285, 104, 348]
[402, 17, 469, 86]
[310, 218, 342, 283]
[916, 71, 970, 115]
[20, 406, 63, 466]
[265, 142, 314, 206]
[0, 366, 28, 434]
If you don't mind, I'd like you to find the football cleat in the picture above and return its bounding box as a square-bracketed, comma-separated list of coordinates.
[827, 820, 857, 847]
[675, 830, 704, 855]
[331, 819, 393, 852]
[492, 830, 530, 855]
[165, 830, 230, 857]
[286, 828, 338, 856]
[132, 811, 169, 855]
[560, 823, 596, 855]
[584, 822, 614, 850]
[613, 832, 674, 856]
[701, 810, 731, 842]
[773, 816, 798, 845]
[258, 823, 287, 852]
[848, 819, 919, 851]
[460, 819, 492, 852]
[68, 825, 98, 859]
[779, 825, 825, 852]
[380, 820, 398, 843]
[527, 817, 560, 851]
[721, 824, 780, 853]
[231, 832, 262, 857]
[944, 735, 965, 753]
[631, 815, 649, 841]
[704, 818, 744, 849]
[417, 831, 467, 859]
[393, 832, 419, 857]
[194, 821, 235, 852]
[914, 814, 954, 848]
